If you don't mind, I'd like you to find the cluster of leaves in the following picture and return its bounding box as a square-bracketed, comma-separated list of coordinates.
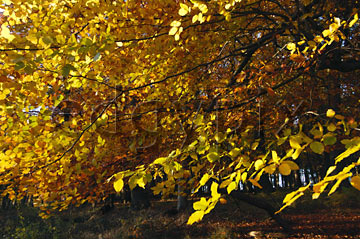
[0, 0, 359, 224]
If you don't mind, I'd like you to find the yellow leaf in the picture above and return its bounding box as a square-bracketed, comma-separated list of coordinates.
[199, 173, 210, 186]
[282, 191, 297, 204]
[179, 3, 189, 14]
[199, 4, 208, 14]
[289, 136, 301, 149]
[313, 36, 324, 43]
[174, 33, 180, 41]
[170, 20, 181, 27]
[322, 29, 331, 37]
[279, 163, 291, 175]
[113, 178, 124, 192]
[192, 15, 199, 23]
[323, 135, 337, 146]
[152, 157, 167, 165]
[1, 24, 15, 41]
[178, 8, 188, 16]
[350, 175, 360, 191]
[254, 159, 264, 170]
[283, 160, 299, 170]
[276, 192, 304, 213]
[264, 164, 276, 174]
[219, 198, 227, 204]
[248, 179, 262, 189]
[326, 109, 335, 118]
[328, 173, 352, 195]
[313, 182, 328, 194]
[227, 181, 237, 194]
[241, 172, 247, 182]
[187, 210, 205, 225]
[211, 181, 220, 200]
[169, 26, 178, 36]
[229, 148, 241, 158]
[193, 197, 208, 211]
[349, 13, 358, 27]
[272, 150, 280, 164]
[286, 42, 296, 51]
[326, 166, 336, 176]
[292, 148, 303, 159]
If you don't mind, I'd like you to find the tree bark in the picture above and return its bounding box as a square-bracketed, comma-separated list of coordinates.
[227, 190, 292, 232]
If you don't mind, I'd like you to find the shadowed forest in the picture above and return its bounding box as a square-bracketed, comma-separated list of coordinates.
[1, 0, 360, 238]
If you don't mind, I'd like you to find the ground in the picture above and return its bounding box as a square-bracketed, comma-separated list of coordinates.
[1, 188, 360, 238]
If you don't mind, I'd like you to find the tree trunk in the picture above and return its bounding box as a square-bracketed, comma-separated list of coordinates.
[228, 190, 292, 232]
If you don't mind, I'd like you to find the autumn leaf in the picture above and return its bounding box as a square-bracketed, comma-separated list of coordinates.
[350, 175, 360, 191]
[113, 178, 124, 192]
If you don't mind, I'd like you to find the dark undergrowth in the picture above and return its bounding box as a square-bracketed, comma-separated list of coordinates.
[1, 187, 360, 239]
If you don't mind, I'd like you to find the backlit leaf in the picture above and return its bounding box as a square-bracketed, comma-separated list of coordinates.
[326, 109, 335, 118]
[279, 163, 291, 176]
[227, 181, 237, 194]
[350, 175, 360, 191]
[193, 197, 208, 211]
[187, 210, 205, 225]
[113, 178, 124, 192]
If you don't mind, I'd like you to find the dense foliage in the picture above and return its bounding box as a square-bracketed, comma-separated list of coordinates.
[0, 0, 359, 223]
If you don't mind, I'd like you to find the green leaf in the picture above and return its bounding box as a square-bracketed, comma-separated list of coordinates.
[206, 152, 219, 163]
[323, 135, 337, 145]
[327, 123, 337, 132]
[310, 141, 324, 154]
[14, 61, 25, 70]
[62, 64, 75, 78]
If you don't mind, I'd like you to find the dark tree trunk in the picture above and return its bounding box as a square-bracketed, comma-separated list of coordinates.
[226, 190, 292, 232]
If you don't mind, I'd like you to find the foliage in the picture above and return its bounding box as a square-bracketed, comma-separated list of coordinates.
[0, 0, 360, 224]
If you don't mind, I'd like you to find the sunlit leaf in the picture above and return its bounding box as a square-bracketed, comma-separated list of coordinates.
[326, 109, 336, 118]
[187, 210, 205, 225]
[227, 181, 237, 194]
[113, 178, 124, 192]
[350, 175, 360, 191]
[279, 163, 291, 176]
[193, 197, 208, 211]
